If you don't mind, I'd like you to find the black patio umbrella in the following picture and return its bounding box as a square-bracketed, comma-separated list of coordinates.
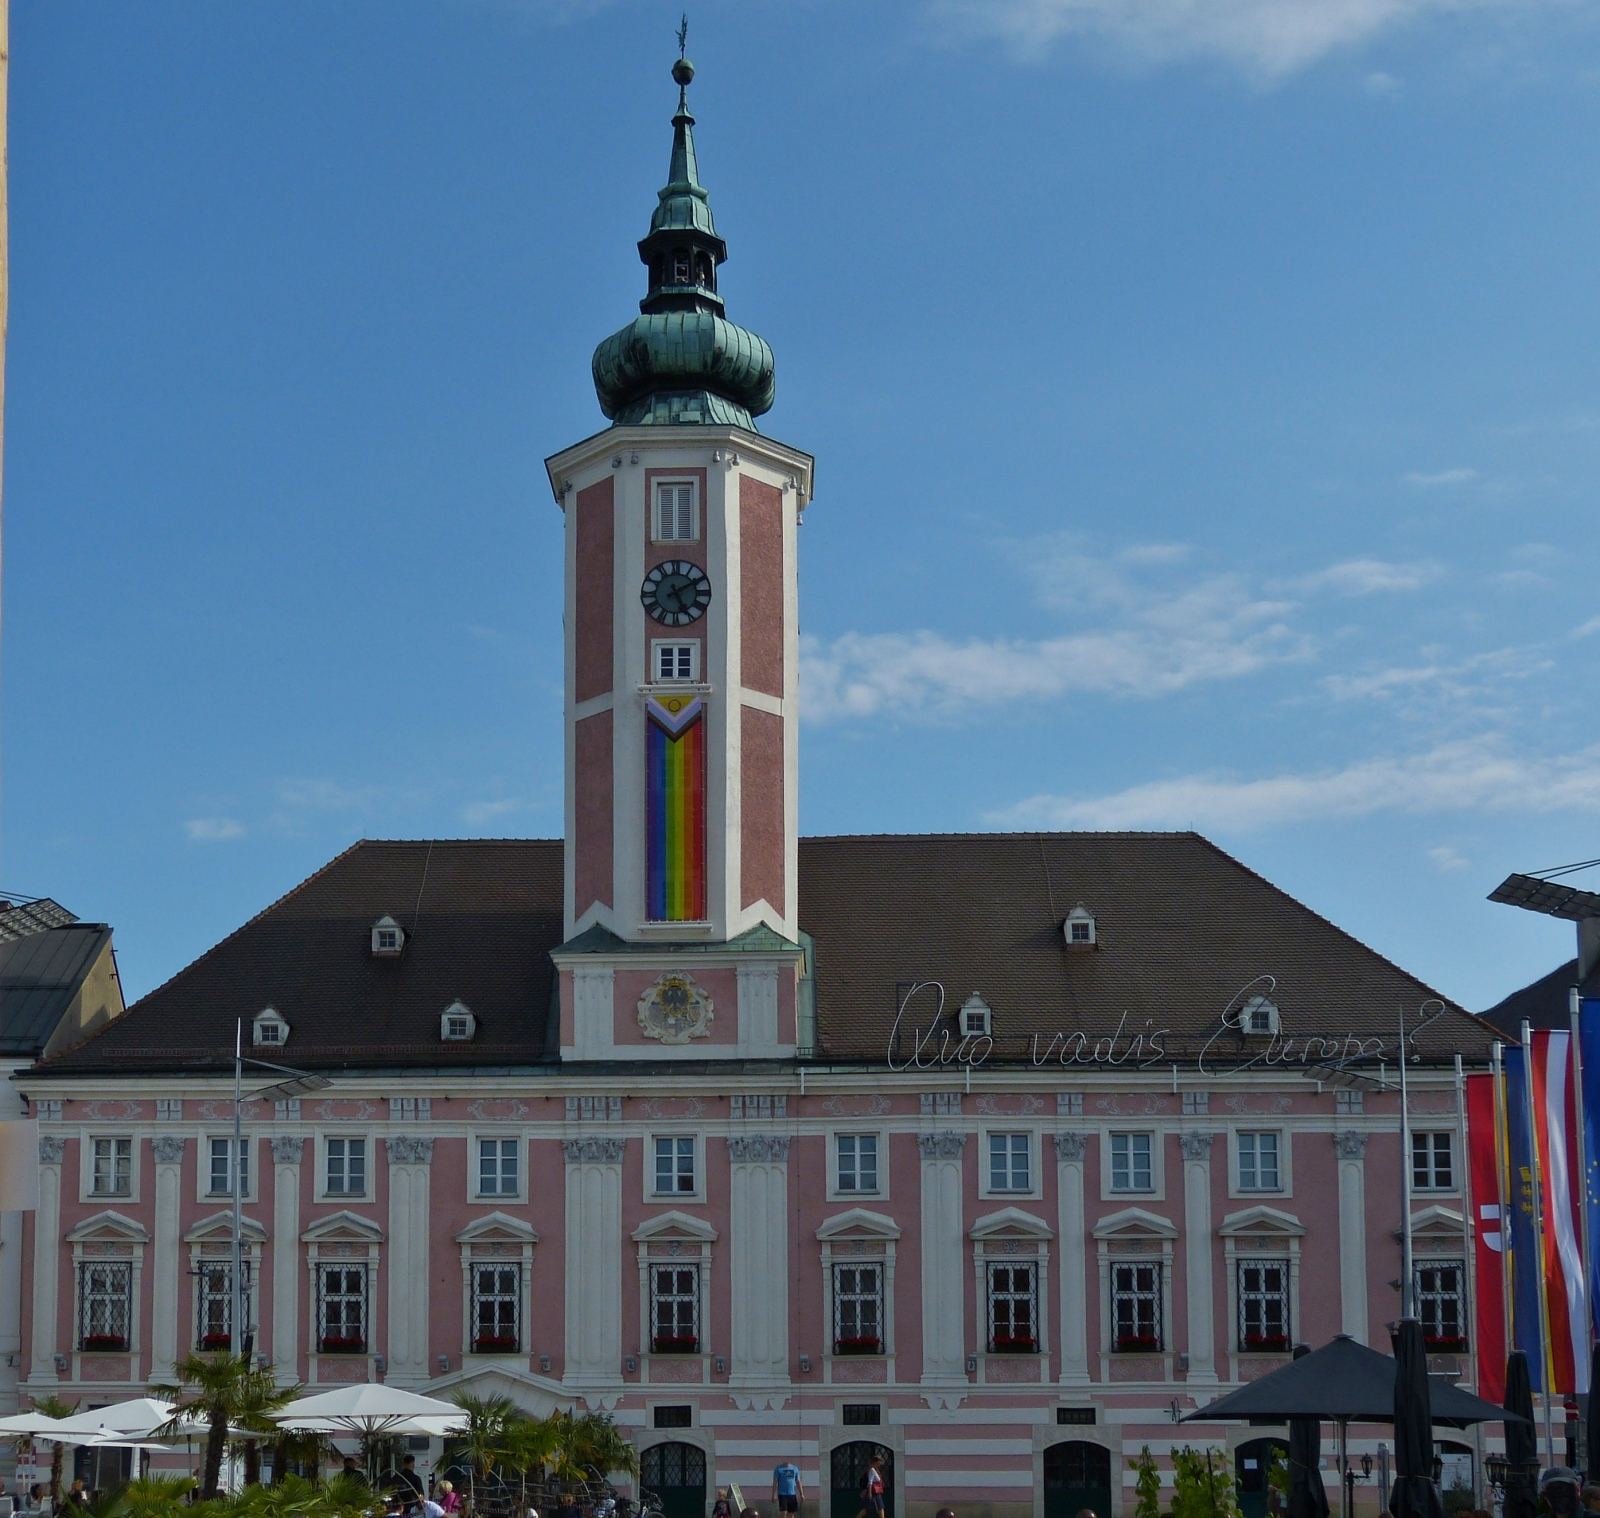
[1185, 1335, 1529, 1518]
[1503, 1351, 1539, 1518]
[1287, 1344, 1331, 1518]
[1184, 1335, 1526, 1426]
[1389, 1319, 1446, 1518]
[1587, 1345, 1600, 1481]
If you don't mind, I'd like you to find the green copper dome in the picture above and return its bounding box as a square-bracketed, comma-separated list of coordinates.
[591, 57, 774, 428]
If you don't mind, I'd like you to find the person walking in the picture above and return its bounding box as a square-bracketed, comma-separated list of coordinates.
[772, 1459, 804, 1518]
[437, 1482, 461, 1515]
[864, 1460, 883, 1518]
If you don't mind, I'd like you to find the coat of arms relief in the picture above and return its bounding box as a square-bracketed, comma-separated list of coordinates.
[638, 971, 714, 1044]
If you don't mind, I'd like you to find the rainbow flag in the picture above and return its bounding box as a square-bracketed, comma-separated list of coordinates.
[646, 694, 706, 922]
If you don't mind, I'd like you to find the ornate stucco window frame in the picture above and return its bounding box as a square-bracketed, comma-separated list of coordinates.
[79, 1132, 141, 1205]
[970, 1205, 1054, 1385]
[1219, 1204, 1304, 1379]
[817, 1207, 900, 1384]
[66, 1209, 149, 1383]
[633, 1209, 717, 1384]
[467, 1129, 529, 1207]
[1093, 1206, 1177, 1384]
[184, 1210, 267, 1353]
[1226, 1126, 1294, 1200]
[455, 1211, 538, 1361]
[301, 1209, 385, 1382]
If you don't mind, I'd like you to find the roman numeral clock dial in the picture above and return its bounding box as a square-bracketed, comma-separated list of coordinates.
[641, 560, 712, 627]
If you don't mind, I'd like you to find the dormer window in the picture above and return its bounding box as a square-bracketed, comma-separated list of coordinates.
[441, 1001, 476, 1042]
[371, 916, 405, 957]
[960, 993, 992, 1039]
[1064, 904, 1097, 949]
[1239, 996, 1280, 1035]
[253, 1007, 290, 1047]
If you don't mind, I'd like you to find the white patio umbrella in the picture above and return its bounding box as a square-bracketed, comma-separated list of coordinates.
[0, 1413, 80, 1440]
[271, 1385, 464, 1475]
[46, 1399, 181, 1442]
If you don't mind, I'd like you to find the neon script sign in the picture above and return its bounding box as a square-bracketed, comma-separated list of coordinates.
[884, 978, 1447, 1076]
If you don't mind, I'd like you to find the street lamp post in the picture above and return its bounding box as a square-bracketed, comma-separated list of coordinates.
[227, 1023, 333, 1363]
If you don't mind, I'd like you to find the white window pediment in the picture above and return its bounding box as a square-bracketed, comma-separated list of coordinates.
[1396, 1204, 1466, 1243]
[816, 1208, 902, 1242]
[969, 1206, 1055, 1241]
[184, 1211, 269, 1246]
[1092, 1206, 1179, 1242]
[455, 1211, 540, 1246]
[1219, 1204, 1306, 1239]
[632, 1209, 718, 1243]
[300, 1209, 386, 1245]
[66, 1210, 150, 1244]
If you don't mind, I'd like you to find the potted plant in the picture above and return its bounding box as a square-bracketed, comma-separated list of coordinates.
[990, 1335, 1038, 1353]
[834, 1336, 881, 1355]
[651, 1336, 698, 1354]
[1242, 1333, 1290, 1352]
[1114, 1334, 1161, 1353]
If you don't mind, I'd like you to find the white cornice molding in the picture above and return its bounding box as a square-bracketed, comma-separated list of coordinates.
[455, 1211, 541, 1245]
[1091, 1206, 1179, 1241]
[1218, 1204, 1305, 1238]
[66, 1209, 150, 1243]
[544, 424, 815, 506]
[183, 1210, 269, 1245]
[300, 1209, 386, 1244]
[969, 1206, 1055, 1241]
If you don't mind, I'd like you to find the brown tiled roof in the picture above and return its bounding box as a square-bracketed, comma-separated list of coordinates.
[800, 832, 1488, 1065]
[35, 832, 1489, 1076]
[36, 840, 564, 1074]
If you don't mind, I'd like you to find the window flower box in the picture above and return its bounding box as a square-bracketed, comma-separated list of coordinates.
[652, 1336, 699, 1355]
[80, 1335, 129, 1353]
[1424, 1335, 1468, 1354]
[1113, 1334, 1162, 1353]
[990, 1336, 1039, 1354]
[1243, 1334, 1290, 1353]
[199, 1333, 232, 1351]
[318, 1336, 366, 1355]
[834, 1337, 882, 1356]
[472, 1336, 519, 1354]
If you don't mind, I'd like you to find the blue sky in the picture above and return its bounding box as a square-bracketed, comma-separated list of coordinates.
[5, 0, 1599, 1010]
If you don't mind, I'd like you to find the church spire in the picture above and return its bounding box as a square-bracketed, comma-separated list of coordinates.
[590, 49, 775, 428]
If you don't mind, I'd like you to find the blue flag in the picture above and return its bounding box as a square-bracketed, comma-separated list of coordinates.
[1579, 998, 1600, 1341]
[1503, 1044, 1547, 1386]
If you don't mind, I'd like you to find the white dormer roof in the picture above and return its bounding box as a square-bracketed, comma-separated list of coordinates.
[252, 1006, 290, 1047]
[371, 916, 406, 957]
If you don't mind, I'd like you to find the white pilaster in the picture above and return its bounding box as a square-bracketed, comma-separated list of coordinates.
[29, 1136, 64, 1384]
[572, 967, 616, 1060]
[1180, 1131, 1217, 1384]
[919, 1131, 968, 1400]
[270, 1136, 304, 1383]
[385, 1136, 434, 1386]
[1054, 1132, 1091, 1386]
[1335, 1130, 1369, 1342]
[563, 1136, 625, 1390]
[735, 966, 780, 1056]
[150, 1136, 186, 1382]
[727, 1134, 790, 1389]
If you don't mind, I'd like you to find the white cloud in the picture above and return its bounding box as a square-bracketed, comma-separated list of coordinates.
[933, 0, 1507, 77]
[1320, 663, 1443, 699]
[1571, 616, 1600, 640]
[1405, 467, 1479, 487]
[186, 817, 244, 841]
[1428, 845, 1472, 871]
[803, 561, 1309, 721]
[989, 736, 1600, 830]
[279, 778, 383, 811]
[1364, 69, 1405, 94]
[462, 798, 525, 826]
[1287, 557, 1441, 596]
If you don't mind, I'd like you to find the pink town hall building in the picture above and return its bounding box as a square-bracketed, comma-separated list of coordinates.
[17, 53, 1495, 1518]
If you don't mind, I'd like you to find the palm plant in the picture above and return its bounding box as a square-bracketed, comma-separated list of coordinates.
[502, 1415, 563, 1511]
[120, 1476, 198, 1518]
[449, 1394, 524, 1512]
[152, 1350, 262, 1490]
[232, 1367, 302, 1487]
[566, 1412, 638, 1484]
[29, 1393, 80, 1505]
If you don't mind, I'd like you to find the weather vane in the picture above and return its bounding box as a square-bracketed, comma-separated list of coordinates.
[677, 14, 688, 57]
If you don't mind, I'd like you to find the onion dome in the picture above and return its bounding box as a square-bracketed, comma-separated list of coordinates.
[592, 57, 775, 428]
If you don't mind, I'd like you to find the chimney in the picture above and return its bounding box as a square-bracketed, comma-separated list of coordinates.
[1580, 917, 1600, 982]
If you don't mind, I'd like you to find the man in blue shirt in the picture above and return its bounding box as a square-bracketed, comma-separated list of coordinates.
[772, 1462, 804, 1516]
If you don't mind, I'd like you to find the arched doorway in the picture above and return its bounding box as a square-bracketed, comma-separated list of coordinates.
[830, 1442, 894, 1518]
[1044, 1441, 1113, 1518]
[1235, 1438, 1289, 1518]
[641, 1442, 708, 1518]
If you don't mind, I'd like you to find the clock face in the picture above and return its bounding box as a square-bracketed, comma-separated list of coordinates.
[641, 560, 712, 626]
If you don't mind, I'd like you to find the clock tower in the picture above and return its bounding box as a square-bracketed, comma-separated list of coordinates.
[545, 54, 814, 1063]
